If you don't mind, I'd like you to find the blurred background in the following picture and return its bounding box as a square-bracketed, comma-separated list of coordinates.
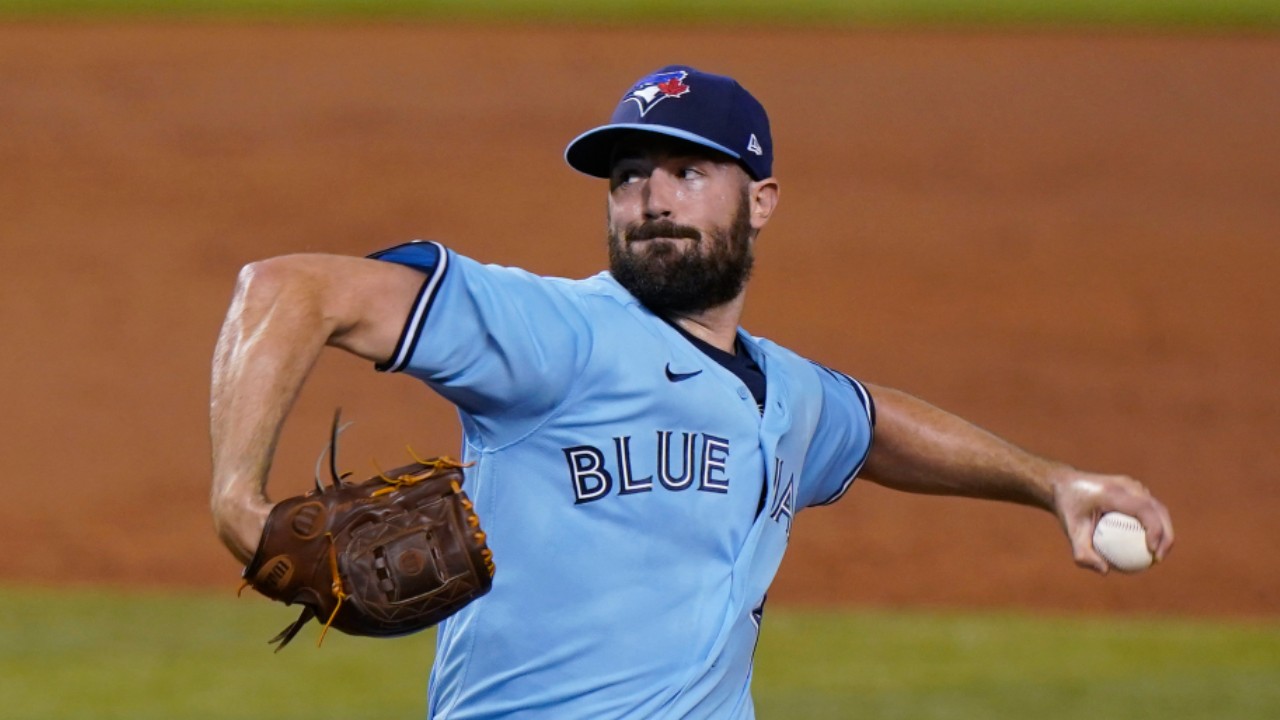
[0, 2, 1277, 718]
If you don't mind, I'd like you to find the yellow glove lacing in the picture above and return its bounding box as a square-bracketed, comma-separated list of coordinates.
[241, 449, 493, 649]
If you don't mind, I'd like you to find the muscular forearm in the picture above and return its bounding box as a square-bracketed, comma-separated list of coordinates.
[210, 259, 338, 563]
[860, 384, 1065, 512]
[860, 384, 1173, 572]
[209, 254, 426, 564]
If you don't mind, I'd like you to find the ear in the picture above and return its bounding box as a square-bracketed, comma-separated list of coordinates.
[747, 177, 780, 231]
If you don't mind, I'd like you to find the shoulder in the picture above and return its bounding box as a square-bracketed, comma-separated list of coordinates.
[550, 270, 638, 306]
[747, 335, 875, 419]
[744, 335, 816, 379]
[370, 241, 639, 308]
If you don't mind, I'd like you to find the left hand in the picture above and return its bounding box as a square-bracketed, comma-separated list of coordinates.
[1050, 470, 1174, 573]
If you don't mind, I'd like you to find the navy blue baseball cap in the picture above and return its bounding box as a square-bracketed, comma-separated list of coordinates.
[565, 65, 773, 181]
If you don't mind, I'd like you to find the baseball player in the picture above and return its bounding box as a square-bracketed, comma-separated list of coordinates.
[210, 65, 1174, 718]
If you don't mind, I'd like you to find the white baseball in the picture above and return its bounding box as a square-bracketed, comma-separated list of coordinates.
[1092, 512, 1154, 573]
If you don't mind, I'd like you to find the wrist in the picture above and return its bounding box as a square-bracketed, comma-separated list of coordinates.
[211, 487, 272, 565]
[1039, 461, 1079, 514]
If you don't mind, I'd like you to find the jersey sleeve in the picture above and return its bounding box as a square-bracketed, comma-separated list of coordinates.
[796, 363, 876, 508]
[367, 241, 591, 432]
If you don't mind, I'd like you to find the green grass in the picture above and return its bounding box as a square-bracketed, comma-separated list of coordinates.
[0, 0, 1277, 29]
[0, 586, 436, 720]
[2, 586, 1278, 719]
[753, 610, 1280, 719]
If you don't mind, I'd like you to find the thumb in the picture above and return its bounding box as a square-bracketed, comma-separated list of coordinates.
[1067, 516, 1108, 574]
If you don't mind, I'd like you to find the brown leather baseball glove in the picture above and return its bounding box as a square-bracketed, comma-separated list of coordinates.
[241, 410, 494, 651]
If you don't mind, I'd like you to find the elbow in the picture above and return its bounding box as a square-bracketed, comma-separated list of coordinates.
[226, 260, 281, 325]
[233, 256, 302, 306]
[227, 256, 332, 328]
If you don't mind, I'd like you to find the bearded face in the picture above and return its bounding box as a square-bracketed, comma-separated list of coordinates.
[608, 187, 755, 317]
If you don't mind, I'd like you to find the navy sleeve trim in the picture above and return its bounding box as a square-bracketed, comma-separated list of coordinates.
[809, 362, 877, 506]
[368, 241, 449, 373]
[810, 362, 876, 426]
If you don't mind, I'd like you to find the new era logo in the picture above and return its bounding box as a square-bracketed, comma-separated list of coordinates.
[746, 134, 763, 156]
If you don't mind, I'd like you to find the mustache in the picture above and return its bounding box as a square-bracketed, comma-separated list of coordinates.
[625, 220, 701, 243]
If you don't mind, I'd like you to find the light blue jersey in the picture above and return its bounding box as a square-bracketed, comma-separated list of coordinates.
[371, 241, 875, 719]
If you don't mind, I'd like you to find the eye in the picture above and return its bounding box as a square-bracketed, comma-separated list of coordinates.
[678, 166, 703, 181]
[611, 165, 645, 188]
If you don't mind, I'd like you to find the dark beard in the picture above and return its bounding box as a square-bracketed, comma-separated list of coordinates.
[608, 194, 755, 317]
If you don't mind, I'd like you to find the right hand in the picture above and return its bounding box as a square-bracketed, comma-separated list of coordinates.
[1049, 469, 1174, 574]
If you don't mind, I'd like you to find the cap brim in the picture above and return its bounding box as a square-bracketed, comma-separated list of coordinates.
[564, 124, 744, 179]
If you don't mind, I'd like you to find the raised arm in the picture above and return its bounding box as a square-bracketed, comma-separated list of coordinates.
[860, 384, 1174, 573]
[209, 254, 426, 564]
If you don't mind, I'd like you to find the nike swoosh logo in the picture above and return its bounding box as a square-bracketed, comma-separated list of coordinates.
[665, 364, 703, 382]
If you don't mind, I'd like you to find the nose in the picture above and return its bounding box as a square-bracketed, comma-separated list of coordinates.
[641, 169, 678, 220]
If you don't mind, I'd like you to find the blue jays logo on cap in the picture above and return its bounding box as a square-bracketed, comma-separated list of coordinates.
[564, 64, 774, 181]
[624, 70, 692, 117]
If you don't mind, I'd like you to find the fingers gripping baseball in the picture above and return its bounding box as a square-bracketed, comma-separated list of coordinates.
[1052, 472, 1174, 574]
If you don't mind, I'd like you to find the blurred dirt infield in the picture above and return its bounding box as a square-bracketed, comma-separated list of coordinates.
[1, 24, 1276, 617]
